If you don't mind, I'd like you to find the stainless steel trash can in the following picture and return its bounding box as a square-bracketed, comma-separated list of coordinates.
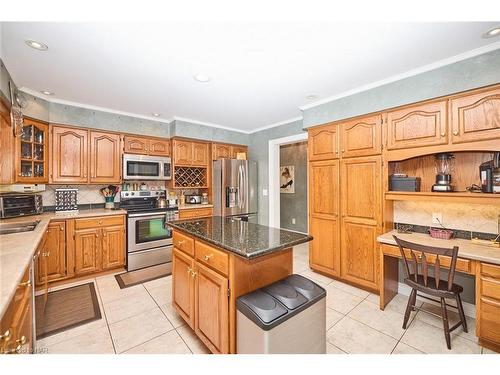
[236, 274, 326, 354]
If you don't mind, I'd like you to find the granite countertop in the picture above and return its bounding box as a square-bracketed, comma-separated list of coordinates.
[378, 230, 500, 265]
[0, 208, 126, 317]
[178, 204, 214, 210]
[167, 216, 312, 259]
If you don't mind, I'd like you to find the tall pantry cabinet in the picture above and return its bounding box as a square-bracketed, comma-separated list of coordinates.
[308, 115, 382, 292]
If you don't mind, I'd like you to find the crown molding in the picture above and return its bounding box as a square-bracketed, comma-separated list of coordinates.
[250, 116, 303, 134]
[172, 116, 250, 134]
[299, 41, 500, 111]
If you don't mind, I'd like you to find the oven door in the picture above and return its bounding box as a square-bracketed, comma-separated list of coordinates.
[127, 212, 173, 252]
[123, 154, 163, 180]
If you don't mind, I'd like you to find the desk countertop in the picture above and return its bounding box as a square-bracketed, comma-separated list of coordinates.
[378, 230, 500, 266]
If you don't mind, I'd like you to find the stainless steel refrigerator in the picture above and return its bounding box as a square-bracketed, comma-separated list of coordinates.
[212, 159, 257, 219]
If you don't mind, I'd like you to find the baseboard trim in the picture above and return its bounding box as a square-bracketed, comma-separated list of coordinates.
[397, 282, 476, 319]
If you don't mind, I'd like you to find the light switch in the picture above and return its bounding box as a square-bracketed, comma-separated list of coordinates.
[262, 189, 268, 196]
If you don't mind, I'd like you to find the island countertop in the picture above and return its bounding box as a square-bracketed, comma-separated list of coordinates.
[167, 216, 312, 259]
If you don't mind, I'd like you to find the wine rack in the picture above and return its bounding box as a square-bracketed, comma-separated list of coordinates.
[174, 166, 208, 188]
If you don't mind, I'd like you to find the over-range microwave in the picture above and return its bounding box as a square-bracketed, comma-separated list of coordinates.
[123, 154, 172, 181]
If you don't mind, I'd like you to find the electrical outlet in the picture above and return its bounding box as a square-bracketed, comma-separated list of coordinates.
[262, 189, 268, 196]
[292, 218, 296, 225]
[432, 212, 442, 225]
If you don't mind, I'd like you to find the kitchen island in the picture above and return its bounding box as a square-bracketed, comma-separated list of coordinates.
[166, 216, 312, 354]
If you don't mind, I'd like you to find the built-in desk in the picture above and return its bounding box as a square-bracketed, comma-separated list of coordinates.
[377, 230, 500, 352]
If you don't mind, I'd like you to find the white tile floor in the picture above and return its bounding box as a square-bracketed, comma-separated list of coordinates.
[37, 243, 495, 354]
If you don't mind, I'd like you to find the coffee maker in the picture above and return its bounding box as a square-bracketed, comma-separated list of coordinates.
[432, 153, 455, 192]
[480, 152, 500, 193]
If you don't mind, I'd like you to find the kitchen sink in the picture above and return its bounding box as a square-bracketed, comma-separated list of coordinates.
[0, 220, 41, 235]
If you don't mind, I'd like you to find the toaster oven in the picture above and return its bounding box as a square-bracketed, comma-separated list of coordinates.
[0, 193, 43, 219]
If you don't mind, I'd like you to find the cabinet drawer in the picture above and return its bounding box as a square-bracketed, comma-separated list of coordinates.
[479, 297, 500, 343]
[481, 278, 500, 301]
[173, 231, 194, 256]
[74, 215, 125, 230]
[195, 241, 228, 276]
[482, 263, 500, 280]
[179, 208, 213, 219]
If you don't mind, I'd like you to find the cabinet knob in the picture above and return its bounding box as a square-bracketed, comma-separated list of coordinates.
[84, 174, 87, 178]
[0, 329, 11, 341]
[191, 271, 197, 278]
[16, 336, 27, 345]
[453, 131, 459, 136]
[440, 132, 446, 137]
[98, 220, 103, 224]
[95, 234, 99, 238]
[60, 226, 64, 231]
[18, 173, 22, 177]
[341, 149, 345, 153]
[177, 240, 185, 247]
[187, 267, 192, 275]
[203, 254, 213, 261]
[42, 251, 50, 257]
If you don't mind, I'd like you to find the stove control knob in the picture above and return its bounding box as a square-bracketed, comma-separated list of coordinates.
[131, 192, 135, 196]
[124, 193, 129, 196]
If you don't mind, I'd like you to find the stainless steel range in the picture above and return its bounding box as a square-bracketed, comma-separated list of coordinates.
[120, 190, 178, 271]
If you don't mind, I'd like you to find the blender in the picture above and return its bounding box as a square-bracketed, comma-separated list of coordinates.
[432, 153, 455, 192]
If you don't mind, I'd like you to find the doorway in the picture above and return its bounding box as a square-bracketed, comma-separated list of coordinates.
[268, 133, 308, 229]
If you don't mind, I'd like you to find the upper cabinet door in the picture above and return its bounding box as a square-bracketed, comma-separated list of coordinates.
[308, 124, 339, 161]
[386, 101, 448, 150]
[340, 115, 382, 158]
[123, 136, 149, 154]
[212, 143, 231, 160]
[450, 87, 500, 144]
[192, 142, 209, 167]
[173, 140, 192, 166]
[90, 131, 121, 183]
[15, 119, 49, 183]
[149, 139, 170, 156]
[51, 126, 88, 183]
[231, 145, 248, 159]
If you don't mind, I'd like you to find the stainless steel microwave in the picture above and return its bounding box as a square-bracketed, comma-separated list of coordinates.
[123, 154, 172, 181]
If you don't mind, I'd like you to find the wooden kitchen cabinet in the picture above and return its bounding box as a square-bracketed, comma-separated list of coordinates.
[308, 160, 341, 276]
[37, 221, 67, 284]
[51, 125, 89, 183]
[172, 248, 196, 328]
[212, 143, 232, 159]
[173, 139, 193, 166]
[231, 145, 248, 159]
[90, 131, 121, 183]
[101, 225, 126, 270]
[385, 100, 448, 150]
[195, 261, 229, 354]
[450, 86, 500, 144]
[192, 142, 209, 166]
[308, 123, 339, 161]
[340, 156, 381, 290]
[73, 215, 125, 276]
[15, 118, 49, 183]
[477, 262, 500, 350]
[123, 135, 170, 156]
[179, 207, 213, 220]
[340, 115, 382, 158]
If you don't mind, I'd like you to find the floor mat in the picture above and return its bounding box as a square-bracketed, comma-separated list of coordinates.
[115, 263, 172, 289]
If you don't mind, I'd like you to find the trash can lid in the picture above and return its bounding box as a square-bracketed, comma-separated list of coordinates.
[263, 281, 308, 310]
[283, 274, 325, 301]
[237, 290, 287, 329]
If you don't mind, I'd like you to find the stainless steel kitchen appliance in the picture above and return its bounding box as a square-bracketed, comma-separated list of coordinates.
[213, 159, 257, 217]
[120, 190, 178, 271]
[0, 193, 43, 219]
[122, 154, 172, 181]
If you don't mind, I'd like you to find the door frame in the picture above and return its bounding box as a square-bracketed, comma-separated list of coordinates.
[268, 132, 308, 229]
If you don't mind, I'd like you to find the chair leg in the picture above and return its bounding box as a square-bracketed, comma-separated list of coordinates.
[455, 294, 468, 333]
[440, 297, 451, 350]
[403, 289, 416, 329]
[411, 289, 417, 311]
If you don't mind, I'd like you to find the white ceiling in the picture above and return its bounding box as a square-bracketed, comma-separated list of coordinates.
[1, 22, 499, 132]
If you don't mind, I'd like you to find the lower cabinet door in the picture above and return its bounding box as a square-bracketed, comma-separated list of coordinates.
[478, 297, 500, 344]
[74, 228, 101, 275]
[309, 216, 341, 277]
[340, 221, 379, 290]
[43, 221, 67, 282]
[194, 262, 229, 354]
[101, 225, 125, 270]
[172, 248, 195, 328]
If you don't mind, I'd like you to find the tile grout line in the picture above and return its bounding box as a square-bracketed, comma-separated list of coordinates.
[94, 278, 118, 354]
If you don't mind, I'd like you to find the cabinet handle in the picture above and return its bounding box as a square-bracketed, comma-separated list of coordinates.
[203, 254, 213, 261]
[84, 174, 87, 178]
[341, 149, 345, 153]
[453, 131, 458, 136]
[16, 336, 27, 345]
[191, 271, 197, 278]
[95, 234, 99, 238]
[19, 280, 31, 287]
[18, 173, 22, 177]
[0, 329, 11, 341]
[98, 220, 103, 224]
[440, 132, 446, 137]
[103, 231, 107, 237]
[42, 251, 50, 257]
[187, 267, 192, 275]
[177, 240, 185, 246]
[60, 226, 64, 231]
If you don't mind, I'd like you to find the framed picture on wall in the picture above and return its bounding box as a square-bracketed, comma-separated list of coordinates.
[280, 165, 295, 194]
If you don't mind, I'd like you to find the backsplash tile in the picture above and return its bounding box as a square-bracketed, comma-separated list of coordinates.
[394, 201, 500, 235]
[41, 185, 112, 206]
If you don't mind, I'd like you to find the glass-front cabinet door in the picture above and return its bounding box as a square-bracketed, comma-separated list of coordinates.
[16, 119, 49, 183]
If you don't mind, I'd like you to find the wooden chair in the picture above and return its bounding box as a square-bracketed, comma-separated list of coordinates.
[393, 236, 467, 350]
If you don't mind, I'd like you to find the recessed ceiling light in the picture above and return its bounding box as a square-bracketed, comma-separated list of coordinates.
[152, 113, 161, 117]
[483, 27, 500, 38]
[41, 90, 54, 95]
[194, 74, 211, 83]
[306, 94, 318, 100]
[25, 40, 48, 51]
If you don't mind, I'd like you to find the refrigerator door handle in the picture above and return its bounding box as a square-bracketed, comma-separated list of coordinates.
[238, 165, 244, 210]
